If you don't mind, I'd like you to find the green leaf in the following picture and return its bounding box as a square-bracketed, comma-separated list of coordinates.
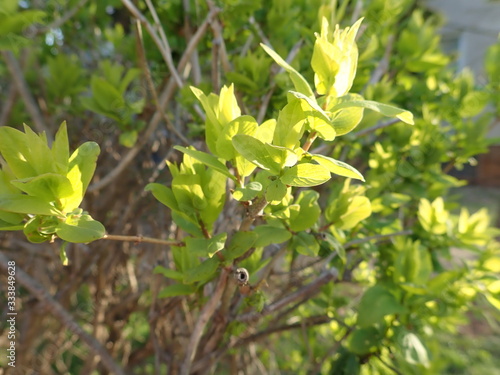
[331, 99, 414, 125]
[357, 285, 406, 327]
[183, 257, 219, 284]
[185, 232, 227, 258]
[289, 190, 321, 231]
[222, 231, 258, 261]
[274, 98, 306, 149]
[63, 142, 100, 212]
[158, 284, 196, 298]
[289, 91, 331, 123]
[323, 233, 346, 263]
[280, 163, 331, 187]
[55, 213, 105, 243]
[0, 126, 37, 178]
[218, 84, 242, 127]
[265, 179, 288, 203]
[22, 124, 55, 175]
[153, 265, 184, 281]
[254, 225, 291, 247]
[191, 87, 222, 155]
[216, 115, 258, 160]
[232, 182, 262, 201]
[260, 43, 315, 99]
[174, 146, 236, 181]
[338, 196, 371, 230]
[311, 154, 364, 181]
[330, 106, 364, 136]
[0, 194, 63, 216]
[291, 232, 320, 256]
[254, 118, 276, 144]
[232, 135, 297, 174]
[145, 183, 179, 211]
[172, 174, 206, 211]
[51, 122, 70, 174]
[10, 173, 74, 204]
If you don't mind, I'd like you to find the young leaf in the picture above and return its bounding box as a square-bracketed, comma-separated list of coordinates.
[222, 231, 258, 261]
[10, 173, 75, 204]
[185, 232, 227, 258]
[338, 196, 372, 229]
[291, 232, 320, 257]
[0, 126, 38, 178]
[174, 146, 236, 181]
[260, 43, 315, 99]
[254, 225, 291, 247]
[216, 115, 258, 160]
[232, 182, 262, 201]
[311, 154, 364, 181]
[183, 257, 219, 284]
[191, 86, 222, 155]
[51, 122, 70, 174]
[274, 98, 306, 149]
[63, 142, 100, 212]
[280, 163, 331, 187]
[153, 265, 184, 281]
[145, 183, 179, 211]
[55, 213, 105, 243]
[0, 194, 63, 216]
[331, 99, 414, 125]
[289, 190, 321, 231]
[158, 284, 197, 298]
[232, 135, 297, 175]
[265, 179, 288, 203]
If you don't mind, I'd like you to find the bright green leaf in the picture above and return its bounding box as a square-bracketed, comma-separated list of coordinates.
[254, 225, 291, 247]
[311, 154, 364, 181]
[280, 163, 331, 187]
[174, 146, 236, 181]
[55, 214, 105, 243]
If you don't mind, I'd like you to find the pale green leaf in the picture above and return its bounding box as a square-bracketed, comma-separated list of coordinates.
[311, 154, 364, 181]
[280, 163, 331, 187]
[174, 146, 236, 181]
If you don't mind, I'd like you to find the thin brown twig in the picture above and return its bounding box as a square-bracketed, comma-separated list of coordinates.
[102, 234, 182, 246]
[0, 252, 125, 375]
[237, 267, 338, 323]
[180, 268, 229, 375]
[1, 51, 50, 136]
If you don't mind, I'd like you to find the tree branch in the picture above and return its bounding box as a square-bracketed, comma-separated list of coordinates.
[180, 268, 229, 375]
[102, 234, 182, 246]
[237, 267, 338, 323]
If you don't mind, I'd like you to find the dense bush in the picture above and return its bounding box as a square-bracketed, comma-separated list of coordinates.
[0, 0, 499, 374]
